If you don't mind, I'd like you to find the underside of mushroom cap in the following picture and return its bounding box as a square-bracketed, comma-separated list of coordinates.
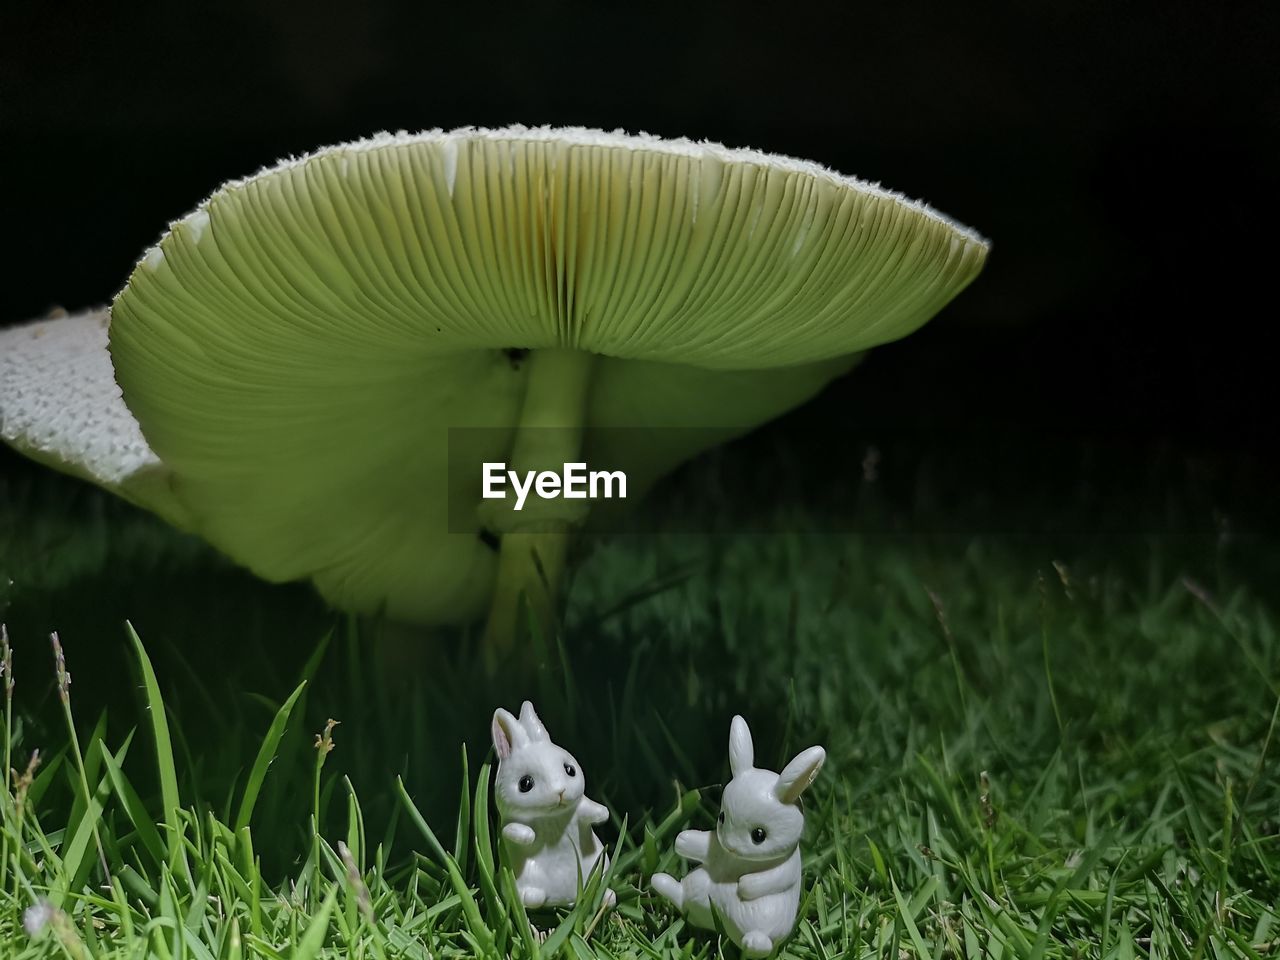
[108, 125, 989, 623]
[119, 126, 987, 369]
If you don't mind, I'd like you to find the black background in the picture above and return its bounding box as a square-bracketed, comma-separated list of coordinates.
[1, 0, 1276, 519]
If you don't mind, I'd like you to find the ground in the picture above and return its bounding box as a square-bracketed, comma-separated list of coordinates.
[0, 419, 1276, 958]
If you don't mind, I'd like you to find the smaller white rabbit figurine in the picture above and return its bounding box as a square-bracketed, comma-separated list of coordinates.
[492, 701, 616, 909]
[651, 716, 825, 957]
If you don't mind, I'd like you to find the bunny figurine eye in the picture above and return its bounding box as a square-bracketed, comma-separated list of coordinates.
[491, 701, 615, 911]
[650, 715, 826, 958]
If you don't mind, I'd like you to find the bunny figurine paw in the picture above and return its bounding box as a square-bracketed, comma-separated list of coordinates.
[651, 715, 824, 957]
[492, 701, 615, 909]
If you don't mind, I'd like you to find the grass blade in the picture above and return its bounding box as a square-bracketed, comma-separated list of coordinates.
[100, 734, 167, 867]
[291, 886, 337, 960]
[126, 621, 183, 870]
[234, 680, 306, 833]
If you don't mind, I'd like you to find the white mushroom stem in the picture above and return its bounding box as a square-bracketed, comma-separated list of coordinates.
[483, 348, 596, 657]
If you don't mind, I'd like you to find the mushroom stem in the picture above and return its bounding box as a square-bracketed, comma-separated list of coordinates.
[483, 347, 596, 661]
[484, 529, 573, 660]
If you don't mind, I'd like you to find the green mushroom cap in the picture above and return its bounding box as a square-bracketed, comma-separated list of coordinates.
[77, 126, 986, 624]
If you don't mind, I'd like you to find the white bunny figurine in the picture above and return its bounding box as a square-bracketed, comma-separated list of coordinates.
[651, 716, 825, 957]
[491, 701, 616, 909]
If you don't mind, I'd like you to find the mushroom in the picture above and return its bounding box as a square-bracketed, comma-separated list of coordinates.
[1, 126, 988, 652]
[0, 308, 188, 527]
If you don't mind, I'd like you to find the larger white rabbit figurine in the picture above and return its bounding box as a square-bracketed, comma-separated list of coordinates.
[491, 701, 616, 908]
[651, 716, 825, 957]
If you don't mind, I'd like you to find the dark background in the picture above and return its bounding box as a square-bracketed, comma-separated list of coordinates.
[1, 0, 1276, 527]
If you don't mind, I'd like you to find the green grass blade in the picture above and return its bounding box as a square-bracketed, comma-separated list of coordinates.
[500, 865, 539, 959]
[455, 745, 471, 879]
[291, 886, 338, 960]
[233, 680, 306, 833]
[891, 877, 933, 958]
[101, 734, 166, 867]
[472, 761, 505, 925]
[127, 620, 183, 868]
[396, 776, 495, 956]
[53, 769, 111, 907]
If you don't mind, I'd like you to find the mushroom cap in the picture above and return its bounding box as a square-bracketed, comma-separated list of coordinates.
[99, 126, 987, 623]
[0, 309, 187, 526]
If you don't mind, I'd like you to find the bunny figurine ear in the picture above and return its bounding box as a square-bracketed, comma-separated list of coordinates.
[728, 716, 755, 776]
[775, 746, 826, 805]
[491, 708, 530, 760]
[519, 700, 550, 742]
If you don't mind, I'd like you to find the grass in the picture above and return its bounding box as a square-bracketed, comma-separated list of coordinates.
[0, 434, 1277, 958]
